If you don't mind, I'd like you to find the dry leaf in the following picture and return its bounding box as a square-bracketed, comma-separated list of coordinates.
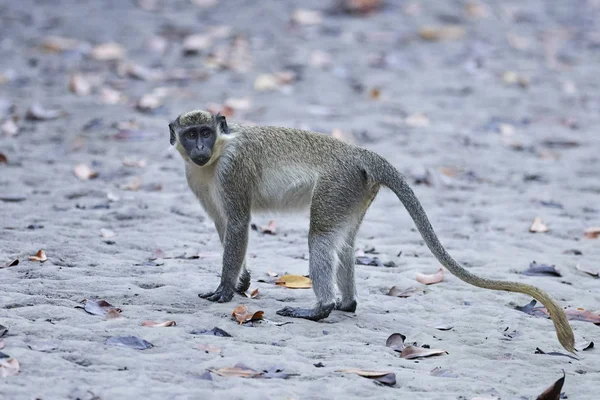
[516, 300, 600, 324]
[137, 93, 163, 112]
[275, 275, 312, 289]
[0, 153, 7, 164]
[385, 333, 448, 359]
[369, 87, 380, 99]
[69, 74, 92, 96]
[195, 344, 221, 353]
[100, 228, 115, 238]
[105, 309, 121, 320]
[464, 1, 488, 18]
[258, 220, 276, 235]
[91, 42, 126, 61]
[337, 369, 396, 386]
[536, 371, 565, 400]
[405, 113, 430, 128]
[0, 358, 20, 377]
[120, 177, 142, 191]
[254, 74, 280, 91]
[106, 336, 153, 350]
[267, 271, 278, 277]
[183, 34, 212, 55]
[416, 268, 444, 285]
[576, 263, 599, 277]
[209, 364, 262, 378]
[231, 305, 264, 324]
[243, 288, 259, 299]
[81, 299, 121, 316]
[529, 217, 549, 233]
[291, 9, 323, 25]
[1, 259, 19, 269]
[419, 25, 465, 41]
[142, 320, 177, 327]
[41, 36, 87, 53]
[29, 249, 47, 262]
[26, 104, 65, 120]
[335, 0, 383, 14]
[522, 262, 561, 277]
[387, 286, 425, 297]
[121, 63, 162, 81]
[74, 163, 98, 180]
[584, 227, 600, 239]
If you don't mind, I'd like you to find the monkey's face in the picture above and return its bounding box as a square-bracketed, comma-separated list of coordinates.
[175, 124, 217, 166]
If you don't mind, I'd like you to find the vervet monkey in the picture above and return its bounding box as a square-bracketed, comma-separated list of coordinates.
[169, 110, 575, 352]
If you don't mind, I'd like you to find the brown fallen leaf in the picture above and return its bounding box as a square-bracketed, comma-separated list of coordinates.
[291, 9, 323, 25]
[195, 344, 221, 353]
[243, 288, 259, 299]
[334, 0, 383, 14]
[29, 249, 47, 262]
[386, 333, 448, 359]
[257, 220, 276, 235]
[142, 320, 177, 327]
[529, 217, 550, 233]
[584, 227, 600, 239]
[464, 1, 488, 19]
[522, 262, 561, 277]
[0, 358, 20, 377]
[120, 177, 142, 191]
[80, 299, 122, 317]
[41, 36, 87, 53]
[416, 268, 444, 285]
[209, 364, 262, 378]
[91, 42, 126, 61]
[369, 87, 380, 99]
[387, 286, 425, 298]
[231, 305, 264, 324]
[0, 153, 8, 164]
[74, 164, 98, 180]
[69, 74, 92, 96]
[576, 263, 599, 277]
[122, 158, 147, 168]
[419, 25, 466, 41]
[337, 369, 396, 386]
[275, 275, 312, 289]
[536, 371, 565, 400]
[516, 300, 600, 324]
[1, 259, 18, 269]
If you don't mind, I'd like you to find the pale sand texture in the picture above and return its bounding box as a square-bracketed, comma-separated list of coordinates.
[0, 0, 599, 399]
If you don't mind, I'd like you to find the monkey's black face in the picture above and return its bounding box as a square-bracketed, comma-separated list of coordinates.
[178, 125, 217, 166]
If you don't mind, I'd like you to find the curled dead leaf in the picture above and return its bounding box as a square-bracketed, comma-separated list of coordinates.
[209, 364, 262, 378]
[74, 164, 98, 180]
[275, 275, 312, 289]
[2, 259, 19, 269]
[522, 262, 561, 277]
[416, 268, 444, 285]
[584, 227, 600, 239]
[69, 74, 92, 96]
[183, 34, 212, 55]
[267, 271, 278, 277]
[41, 36, 88, 53]
[122, 158, 147, 168]
[231, 305, 264, 324]
[335, 0, 383, 15]
[387, 286, 425, 298]
[100, 228, 115, 238]
[576, 263, 599, 277]
[337, 369, 396, 386]
[29, 249, 47, 262]
[105, 309, 121, 320]
[369, 87, 380, 99]
[80, 299, 121, 317]
[142, 320, 177, 327]
[26, 104, 65, 121]
[91, 42, 126, 61]
[536, 371, 565, 400]
[529, 217, 550, 233]
[385, 333, 448, 359]
[120, 177, 142, 191]
[254, 220, 276, 235]
[243, 288, 259, 299]
[0, 358, 20, 377]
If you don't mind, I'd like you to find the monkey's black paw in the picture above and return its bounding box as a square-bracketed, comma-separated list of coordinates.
[199, 285, 234, 303]
[235, 269, 251, 294]
[335, 299, 357, 313]
[276, 303, 335, 321]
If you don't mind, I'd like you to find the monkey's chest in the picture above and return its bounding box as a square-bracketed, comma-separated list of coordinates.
[252, 167, 316, 212]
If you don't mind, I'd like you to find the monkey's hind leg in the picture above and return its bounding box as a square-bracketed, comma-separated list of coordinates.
[276, 231, 337, 320]
[235, 266, 251, 293]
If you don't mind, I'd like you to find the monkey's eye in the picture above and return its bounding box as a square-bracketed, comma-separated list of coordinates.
[186, 131, 198, 140]
[200, 129, 212, 138]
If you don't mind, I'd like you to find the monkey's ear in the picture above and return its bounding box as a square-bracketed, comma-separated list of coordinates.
[169, 122, 176, 145]
[216, 113, 229, 134]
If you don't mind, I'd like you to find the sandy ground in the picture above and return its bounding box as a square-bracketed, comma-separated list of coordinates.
[1, 0, 599, 399]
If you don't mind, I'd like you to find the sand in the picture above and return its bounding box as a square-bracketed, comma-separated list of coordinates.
[0, 0, 599, 399]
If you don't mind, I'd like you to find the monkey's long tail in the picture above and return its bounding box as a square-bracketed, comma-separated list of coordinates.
[366, 154, 575, 352]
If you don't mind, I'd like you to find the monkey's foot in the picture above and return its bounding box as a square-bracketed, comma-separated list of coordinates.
[235, 269, 251, 294]
[276, 303, 335, 321]
[335, 299, 357, 312]
[198, 285, 234, 303]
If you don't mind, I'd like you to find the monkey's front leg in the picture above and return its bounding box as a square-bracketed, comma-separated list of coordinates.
[199, 217, 249, 303]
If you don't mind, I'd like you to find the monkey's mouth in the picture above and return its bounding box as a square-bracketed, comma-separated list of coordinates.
[191, 156, 210, 166]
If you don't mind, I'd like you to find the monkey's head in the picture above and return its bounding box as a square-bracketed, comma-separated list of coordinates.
[169, 110, 229, 167]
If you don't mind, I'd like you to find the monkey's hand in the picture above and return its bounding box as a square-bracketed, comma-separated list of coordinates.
[276, 303, 335, 321]
[199, 284, 235, 303]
